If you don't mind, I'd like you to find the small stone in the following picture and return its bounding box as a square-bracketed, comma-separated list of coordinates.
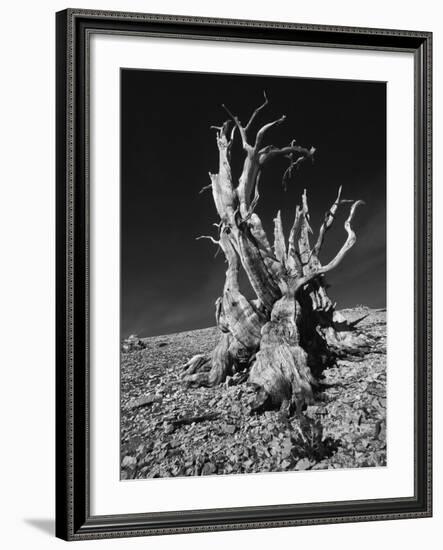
[222, 424, 237, 435]
[168, 448, 182, 457]
[121, 455, 137, 469]
[295, 458, 312, 470]
[201, 462, 217, 476]
[164, 423, 175, 435]
[281, 438, 293, 459]
[121, 334, 146, 352]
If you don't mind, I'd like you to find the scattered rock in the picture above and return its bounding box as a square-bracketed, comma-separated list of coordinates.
[281, 438, 293, 458]
[201, 462, 217, 476]
[295, 458, 313, 470]
[222, 424, 237, 435]
[122, 334, 146, 353]
[120, 309, 387, 478]
[136, 443, 145, 454]
[127, 394, 162, 410]
[121, 455, 137, 469]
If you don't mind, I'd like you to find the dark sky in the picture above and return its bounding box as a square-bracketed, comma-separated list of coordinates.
[121, 69, 386, 339]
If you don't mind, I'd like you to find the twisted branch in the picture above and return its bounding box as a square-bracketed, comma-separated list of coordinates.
[294, 200, 364, 292]
[245, 91, 269, 131]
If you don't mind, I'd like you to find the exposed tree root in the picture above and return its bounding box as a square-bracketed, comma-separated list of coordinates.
[183, 332, 253, 388]
[183, 333, 233, 387]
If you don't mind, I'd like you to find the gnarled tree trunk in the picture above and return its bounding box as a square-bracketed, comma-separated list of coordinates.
[183, 93, 367, 414]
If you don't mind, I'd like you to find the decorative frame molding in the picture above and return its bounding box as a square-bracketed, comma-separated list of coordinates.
[56, 8, 432, 541]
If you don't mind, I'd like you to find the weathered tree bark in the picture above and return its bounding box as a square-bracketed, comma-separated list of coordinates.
[183, 93, 367, 413]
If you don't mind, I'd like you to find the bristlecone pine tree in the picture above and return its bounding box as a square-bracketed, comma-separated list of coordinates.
[183, 93, 368, 415]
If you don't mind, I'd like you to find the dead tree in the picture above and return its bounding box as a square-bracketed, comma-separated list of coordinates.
[183, 93, 367, 414]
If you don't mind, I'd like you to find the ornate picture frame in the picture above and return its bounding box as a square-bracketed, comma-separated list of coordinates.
[56, 8, 432, 541]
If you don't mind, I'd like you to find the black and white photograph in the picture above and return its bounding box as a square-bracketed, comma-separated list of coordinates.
[50, 6, 433, 542]
[119, 69, 387, 479]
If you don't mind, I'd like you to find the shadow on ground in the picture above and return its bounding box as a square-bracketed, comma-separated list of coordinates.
[24, 518, 54, 536]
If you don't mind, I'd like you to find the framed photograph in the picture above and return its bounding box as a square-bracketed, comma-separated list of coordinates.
[56, 9, 432, 541]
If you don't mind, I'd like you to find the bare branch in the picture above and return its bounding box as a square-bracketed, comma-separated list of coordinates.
[196, 235, 220, 246]
[222, 104, 249, 151]
[287, 206, 303, 275]
[320, 199, 364, 271]
[313, 186, 342, 254]
[294, 200, 365, 291]
[296, 189, 313, 269]
[288, 206, 302, 247]
[282, 158, 305, 189]
[273, 210, 287, 265]
[221, 103, 236, 122]
[209, 114, 238, 222]
[301, 189, 310, 220]
[255, 115, 286, 148]
[211, 120, 235, 158]
[245, 91, 269, 131]
[258, 144, 315, 165]
[199, 183, 212, 194]
[229, 123, 236, 143]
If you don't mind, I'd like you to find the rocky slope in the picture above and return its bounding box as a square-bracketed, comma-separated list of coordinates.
[120, 306, 386, 479]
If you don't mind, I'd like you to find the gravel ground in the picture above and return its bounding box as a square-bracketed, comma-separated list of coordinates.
[120, 307, 386, 479]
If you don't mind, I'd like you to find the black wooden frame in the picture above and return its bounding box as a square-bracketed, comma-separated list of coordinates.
[56, 8, 432, 541]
